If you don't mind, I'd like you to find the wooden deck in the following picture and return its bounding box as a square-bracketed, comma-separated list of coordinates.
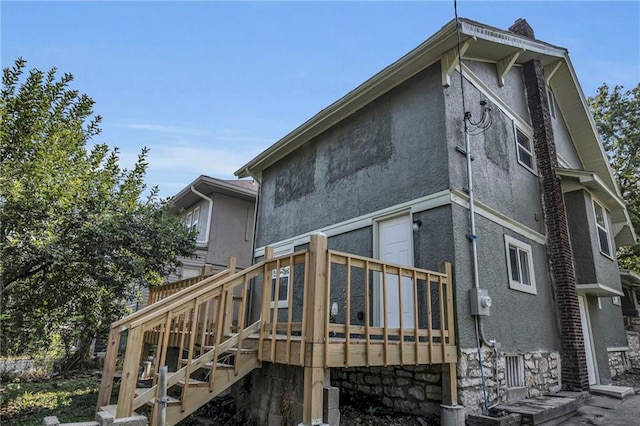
[97, 234, 458, 425]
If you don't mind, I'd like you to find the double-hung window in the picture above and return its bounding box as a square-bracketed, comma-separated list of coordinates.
[515, 127, 535, 172]
[593, 200, 612, 257]
[504, 235, 537, 295]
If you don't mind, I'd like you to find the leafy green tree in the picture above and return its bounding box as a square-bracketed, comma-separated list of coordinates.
[589, 83, 640, 271]
[0, 59, 196, 367]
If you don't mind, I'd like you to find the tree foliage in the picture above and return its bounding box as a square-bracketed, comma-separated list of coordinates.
[0, 59, 196, 366]
[589, 83, 640, 271]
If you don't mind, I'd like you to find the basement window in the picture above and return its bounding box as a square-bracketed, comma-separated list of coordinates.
[515, 127, 535, 173]
[505, 354, 525, 388]
[504, 235, 537, 295]
[593, 200, 612, 258]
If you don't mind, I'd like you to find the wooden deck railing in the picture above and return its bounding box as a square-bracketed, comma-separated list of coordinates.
[147, 273, 215, 305]
[97, 234, 457, 422]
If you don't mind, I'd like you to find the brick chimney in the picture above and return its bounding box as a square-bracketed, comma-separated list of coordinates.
[514, 19, 590, 391]
[509, 18, 535, 39]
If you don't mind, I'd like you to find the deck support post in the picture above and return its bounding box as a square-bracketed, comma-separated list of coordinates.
[302, 233, 329, 425]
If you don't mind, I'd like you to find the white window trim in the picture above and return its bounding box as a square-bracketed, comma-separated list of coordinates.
[504, 235, 537, 295]
[270, 244, 294, 309]
[191, 206, 200, 230]
[592, 199, 613, 260]
[513, 123, 536, 174]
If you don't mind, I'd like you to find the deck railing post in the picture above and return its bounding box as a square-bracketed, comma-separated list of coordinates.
[302, 233, 328, 425]
[439, 261, 458, 407]
[223, 256, 237, 336]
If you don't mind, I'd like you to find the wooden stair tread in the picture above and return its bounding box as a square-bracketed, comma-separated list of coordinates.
[177, 378, 208, 387]
[197, 346, 257, 353]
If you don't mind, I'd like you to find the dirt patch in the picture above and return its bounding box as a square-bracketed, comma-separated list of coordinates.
[338, 393, 436, 426]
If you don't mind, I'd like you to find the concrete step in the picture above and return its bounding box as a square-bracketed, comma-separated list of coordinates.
[495, 395, 580, 425]
[589, 385, 635, 399]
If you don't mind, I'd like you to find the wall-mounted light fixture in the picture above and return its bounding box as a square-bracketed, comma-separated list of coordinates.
[413, 220, 422, 231]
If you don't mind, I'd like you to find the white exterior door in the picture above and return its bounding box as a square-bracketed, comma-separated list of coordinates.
[578, 294, 597, 385]
[378, 215, 414, 328]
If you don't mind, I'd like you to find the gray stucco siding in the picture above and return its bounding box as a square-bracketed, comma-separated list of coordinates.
[586, 294, 628, 384]
[565, 190, 598, 284]
[451, 204, 560, 352]
[256, 63, 448, 248]
[210, 193, 255, 269]
[444, 70, 545, 237]
[566, 189, 622, 292]
[464, 61, 530, 122]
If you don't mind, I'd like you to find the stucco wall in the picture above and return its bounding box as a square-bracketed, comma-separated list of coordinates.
[209, 192, 255, 269]
[585, 294, 628, 384]
[444, 68, 545, 236]
[565, 189, 622, 291]
[256, 63, 448, 248]
[451, 205, 560, 351]
[464, 61, 530, 122]
[565, 189, 598, 283]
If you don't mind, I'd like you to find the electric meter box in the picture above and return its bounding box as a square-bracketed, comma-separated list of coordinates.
[470, 288, 492, 316]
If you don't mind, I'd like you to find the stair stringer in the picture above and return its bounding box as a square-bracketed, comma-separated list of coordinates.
[166, 351, 260, 425]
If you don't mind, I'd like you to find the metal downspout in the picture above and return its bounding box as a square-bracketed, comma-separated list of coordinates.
[190, 185, 213, 246]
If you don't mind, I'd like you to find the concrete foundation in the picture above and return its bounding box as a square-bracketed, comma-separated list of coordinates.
[440, 404, 465, 426]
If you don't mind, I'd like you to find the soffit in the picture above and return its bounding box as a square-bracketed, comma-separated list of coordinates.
[167, 175, 257, 215]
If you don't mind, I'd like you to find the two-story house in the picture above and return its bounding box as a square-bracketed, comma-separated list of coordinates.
[166, 175, 258, 282]
[233, 17, 637, 422]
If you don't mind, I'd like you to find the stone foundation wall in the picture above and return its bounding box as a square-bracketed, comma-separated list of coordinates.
[608, 350, 630, 378]
[627, 331, 640, 369]
[458, 348, 561, 414]
[331, 364, 443, 417]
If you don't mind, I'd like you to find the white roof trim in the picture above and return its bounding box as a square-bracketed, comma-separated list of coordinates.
[576, 283, 624, 297]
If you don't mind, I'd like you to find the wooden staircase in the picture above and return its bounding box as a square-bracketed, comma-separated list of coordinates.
[96, 257, 267, 425]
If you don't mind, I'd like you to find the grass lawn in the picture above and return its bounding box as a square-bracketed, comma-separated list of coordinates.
[0, 371, 104, 426]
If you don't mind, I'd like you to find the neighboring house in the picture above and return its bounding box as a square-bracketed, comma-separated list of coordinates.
[135, 175, 256, 308]
[166, 175, 258, 282]
[235, 17, 637, 418]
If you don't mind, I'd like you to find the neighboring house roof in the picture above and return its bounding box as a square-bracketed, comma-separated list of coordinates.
[234, 17, 635, 246]
[167, 175, 257, 215]
[620, 269, 640, 287]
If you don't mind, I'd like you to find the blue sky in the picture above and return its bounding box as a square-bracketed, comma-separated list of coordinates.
[2, 1, 639, 198]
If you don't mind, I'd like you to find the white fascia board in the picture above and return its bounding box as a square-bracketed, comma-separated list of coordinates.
[576, 283, 624, 297]
[460, 21, 566, 58]
[450, 189, 546, 245]
[556, 169, 625, 210]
